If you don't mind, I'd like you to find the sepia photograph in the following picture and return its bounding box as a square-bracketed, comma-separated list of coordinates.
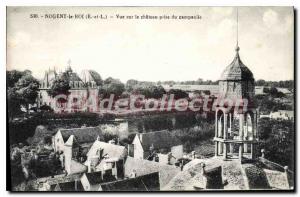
[6, 6, 295, 191]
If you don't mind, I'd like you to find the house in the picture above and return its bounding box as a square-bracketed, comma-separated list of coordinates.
[276, 88, 292, 95]
[255, 86, 267, 95]
[52, 181, 84, 191]
[124, 156, 180, 188]
[52, 126, 103, 153]
[99, 172, 160, 191]
[131, 130, 183, 164]
[85, 139, 127, 177]
[270, 110, 294, 120]
[80, 170, 116, 191]
[63, 135, 88, 175]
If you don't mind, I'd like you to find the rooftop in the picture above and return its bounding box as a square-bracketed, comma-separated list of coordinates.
[100, 172, 160, 191]
[136, 130, 182, 152]
[163, 157, 293, 190]
[59, 127, 103, 144]
[220, 47, 254, 81]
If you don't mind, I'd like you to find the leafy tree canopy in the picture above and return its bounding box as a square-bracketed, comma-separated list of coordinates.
[99, 77, 125, 99]
[7, 70, 40, 119]
[47, 73, 71, 97]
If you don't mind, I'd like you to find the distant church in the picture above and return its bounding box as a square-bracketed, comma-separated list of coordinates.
[38, 62, 102, 113]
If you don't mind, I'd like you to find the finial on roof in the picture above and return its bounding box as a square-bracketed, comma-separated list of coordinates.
[236, 7, 239, 51]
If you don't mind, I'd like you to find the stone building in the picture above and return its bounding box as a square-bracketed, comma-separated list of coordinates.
[130, 130, 183, 164]
[163, 45, 294, 191]
[38, 64, 102, 113]
[214, 45, 258, 161]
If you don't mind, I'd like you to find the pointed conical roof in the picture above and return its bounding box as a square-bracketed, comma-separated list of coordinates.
[220, 46, 254, 81]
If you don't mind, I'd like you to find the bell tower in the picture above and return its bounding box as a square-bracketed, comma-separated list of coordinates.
[214, 9, 259, 162]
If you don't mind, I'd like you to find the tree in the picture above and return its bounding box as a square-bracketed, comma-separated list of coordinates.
[125, 79, 139, 91]
[47, 73, 70, 98]
[7, 70, 25, 88]
[99, 77, 125, 99]
[7, 70, 39, 119]
[16, 75, 40, 110]
[168, 89, 189, 99]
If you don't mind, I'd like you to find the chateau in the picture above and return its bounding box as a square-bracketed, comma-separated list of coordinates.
[38, 64, 102, 113]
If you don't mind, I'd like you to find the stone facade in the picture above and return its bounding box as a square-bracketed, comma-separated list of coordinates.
[38, 66, 102, 113]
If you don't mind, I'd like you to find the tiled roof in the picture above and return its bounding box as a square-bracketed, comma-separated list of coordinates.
[86, 140, 127, 160]
[59, 127, 103, 144]
[100, 172, 160, 191]
[137, 130, 182, 152]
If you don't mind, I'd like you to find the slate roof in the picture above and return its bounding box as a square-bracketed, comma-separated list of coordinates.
[59, 127, 103, 144]
[54, 181, 84, 191]
[85, 169, 116, 185]
[100, 172, 160, 191]
[220, 47, 254, 81]
[86, 140, 127, 160]
[65, 135, 79, 148]
[137, 130, 182, 152]
[85, 171, 103, 185]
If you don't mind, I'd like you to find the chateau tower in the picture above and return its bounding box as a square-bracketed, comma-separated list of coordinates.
[214, 10, 258, 162]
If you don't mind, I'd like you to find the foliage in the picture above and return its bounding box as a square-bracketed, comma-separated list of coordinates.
[99, 77, 125, 99]
[47, 73, 71, 97]
[258, 118, 294, 170]
[132, 85, 166, 99]
[255, 79, 294, 90]
[168, 89, 189, 99]
[7, 70, 40, 119]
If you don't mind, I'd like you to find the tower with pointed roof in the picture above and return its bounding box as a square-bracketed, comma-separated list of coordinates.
[213, 9, 258, 162]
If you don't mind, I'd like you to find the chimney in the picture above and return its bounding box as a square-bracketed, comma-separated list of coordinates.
[200, 162, 206, 175]
[261, 149, 265, 158]
[192, 151, 196, 159]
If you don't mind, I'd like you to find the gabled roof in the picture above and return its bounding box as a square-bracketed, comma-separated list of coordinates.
[220, 47, 254, 81]
[65, 135, 79, 148]
[100, 172, 160, 191]
[69, 160, 87, 175]
[136, 130, 182, 152]
[54, 181, 84, 191]
[59, 127, 103, 144]
[85, 169, 116, 185]
[86, 140, 126, 160]
[85, 171, 103, 185]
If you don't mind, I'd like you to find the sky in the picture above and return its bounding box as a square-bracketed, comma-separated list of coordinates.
[7, 7, 294, 82]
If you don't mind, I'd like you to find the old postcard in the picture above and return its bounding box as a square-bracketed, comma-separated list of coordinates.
[6, 6, 294, 191]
